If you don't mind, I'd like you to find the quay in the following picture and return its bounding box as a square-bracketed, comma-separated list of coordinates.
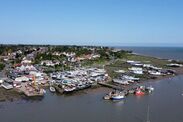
[98, 82, 123, 91]
[98, 82, 140, 95]
[16, 83, 44, 97]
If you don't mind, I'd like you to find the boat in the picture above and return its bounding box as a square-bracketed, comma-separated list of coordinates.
[135, 88, 145, 96]
[63, 86, 76, 93]
[104, 90, 125, 100]
[49, 86, 56, 92]
[110, 91, 125, 100]
[128, 89, 135, 94]
[146, 86, 154, 93]
[103, 94, 110, 100]
[76, 83, 91, 90]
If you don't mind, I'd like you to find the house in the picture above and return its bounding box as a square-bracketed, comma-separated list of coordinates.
[41, 60, 60, 66]
[16, 64, 36, 71]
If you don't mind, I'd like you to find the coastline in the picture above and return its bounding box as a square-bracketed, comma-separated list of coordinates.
[1, 71, 183, 102]
[0, 45, 183, 102]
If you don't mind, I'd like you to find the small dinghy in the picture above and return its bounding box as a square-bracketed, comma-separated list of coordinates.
[49, 86, 56, 93]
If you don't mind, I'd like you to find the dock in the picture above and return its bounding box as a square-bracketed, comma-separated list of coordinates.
[16, 83, 44, 97]
[98, 82, 123, 90]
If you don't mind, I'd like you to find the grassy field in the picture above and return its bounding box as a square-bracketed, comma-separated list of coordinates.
[126, 53, 169, 67]
[105, 53, 170, 79]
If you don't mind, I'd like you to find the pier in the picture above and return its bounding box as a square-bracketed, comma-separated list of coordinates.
[98, 82, 123, 91]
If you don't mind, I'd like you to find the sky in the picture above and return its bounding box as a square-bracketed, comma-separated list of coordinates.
[0, 0, 183, 46]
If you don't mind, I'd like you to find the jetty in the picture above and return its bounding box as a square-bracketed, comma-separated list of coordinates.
[98, 82, 123, 91]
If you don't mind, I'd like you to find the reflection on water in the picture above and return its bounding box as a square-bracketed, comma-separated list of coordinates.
[111, 100, 125, 107]
[0, 76, 183, 122]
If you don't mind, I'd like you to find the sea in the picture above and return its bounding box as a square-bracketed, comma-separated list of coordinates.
[0, 47, 183, 122]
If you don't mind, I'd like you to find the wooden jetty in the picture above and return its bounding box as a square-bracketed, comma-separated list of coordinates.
[98, 82, 123, 91]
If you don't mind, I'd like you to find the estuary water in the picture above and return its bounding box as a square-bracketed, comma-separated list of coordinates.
[120, 47, 183, 60]
[0, 47, 183, 122]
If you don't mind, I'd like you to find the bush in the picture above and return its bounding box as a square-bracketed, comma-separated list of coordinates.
[0, 63, 5, 71]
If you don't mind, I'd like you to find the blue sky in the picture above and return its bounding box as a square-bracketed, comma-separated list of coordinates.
[0, 0, 183, 46]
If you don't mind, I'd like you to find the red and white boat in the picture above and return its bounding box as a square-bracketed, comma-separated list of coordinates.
[135, 88, 145, 96]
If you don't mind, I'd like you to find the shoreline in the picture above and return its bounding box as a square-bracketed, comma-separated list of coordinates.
[0, 72, 183, 102]
[0, 45, 183, 102]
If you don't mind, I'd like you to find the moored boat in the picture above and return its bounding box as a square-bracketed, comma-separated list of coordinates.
[63, 86, 76, 93]
[135, 88, 145, 96]
[104, 90, 125, 100]
[146, 86, 154, 93]
[76, 83, 91, 90]
[111, 93, 125, 100]
[49, 86, 56, 92]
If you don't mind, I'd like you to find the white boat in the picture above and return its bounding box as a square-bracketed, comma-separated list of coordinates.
[146, 86, 154, 93]
[64, 86, 76, 93]
[49, 86, 56, 92]
[113, 79, 129, 85]
[110, 91, 125, 100]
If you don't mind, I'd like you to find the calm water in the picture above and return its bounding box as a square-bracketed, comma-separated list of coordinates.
[0, 47, 183, 122]
[120, 47, 183, 60]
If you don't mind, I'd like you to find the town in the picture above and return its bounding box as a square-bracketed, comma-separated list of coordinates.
[0, 44, 183, 101]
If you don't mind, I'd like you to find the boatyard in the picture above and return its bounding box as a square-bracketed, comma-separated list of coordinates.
[0, 45, 183, 101]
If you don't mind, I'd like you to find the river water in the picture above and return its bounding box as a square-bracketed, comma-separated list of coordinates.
[0, 47, 183, 122]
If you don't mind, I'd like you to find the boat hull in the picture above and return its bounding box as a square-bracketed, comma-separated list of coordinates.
[135, 91, 145, 96]
[111, 96, 125, 100]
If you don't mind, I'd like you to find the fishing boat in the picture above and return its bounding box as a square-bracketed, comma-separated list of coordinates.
[49, 86, 56, 92]
[104, 90, 125, 100]
[135, 88, 145, 96]
[110, 91, 125, 100]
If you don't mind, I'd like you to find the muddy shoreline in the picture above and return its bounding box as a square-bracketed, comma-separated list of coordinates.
[0, 67, 183, 102]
